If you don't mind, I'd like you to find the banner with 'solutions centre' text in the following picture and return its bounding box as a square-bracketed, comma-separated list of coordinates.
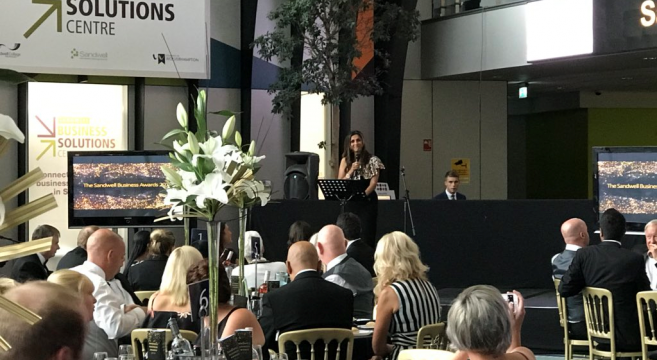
[27, 82, 128, 269]
[0, 0, 209, 79]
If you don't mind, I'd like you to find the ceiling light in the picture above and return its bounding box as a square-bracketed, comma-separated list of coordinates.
[621, 77, 634, 80]
[643, 57, 657, 60]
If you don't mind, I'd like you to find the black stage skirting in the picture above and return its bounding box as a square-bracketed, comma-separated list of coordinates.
[250, 199, 636, 353]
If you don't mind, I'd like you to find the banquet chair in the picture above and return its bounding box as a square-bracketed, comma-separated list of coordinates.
[278, 328, 354, 360]
[398, 349, 454, 360]
[636, 291, 657, 360]
[131, 328, 197, 360]
[416, 322, 449, 350]
[582, 287, 641, 360]
[554, 279, 589, 360]
[134, 290, 156, 306]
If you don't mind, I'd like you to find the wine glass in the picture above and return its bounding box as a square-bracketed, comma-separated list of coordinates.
[118, 344, 133, 355]
[93, 353, 108, 360]
[119, 355, 135, 360]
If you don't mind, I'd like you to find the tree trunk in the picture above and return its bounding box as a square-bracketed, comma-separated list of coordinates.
[330, 104, 340, 178]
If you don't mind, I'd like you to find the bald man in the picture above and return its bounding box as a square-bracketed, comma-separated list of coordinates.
[551, 218, 590, 340]
[0, 281, 86, 360]
[72, 229, 147, 358]
[317, 224, 373, 319]
[259, 242, 354, 359]
[57, 225, 100, 270]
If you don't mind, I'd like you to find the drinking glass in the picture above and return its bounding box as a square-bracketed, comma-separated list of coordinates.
[118, 344, 133, 355]
[119, 355, 135, 360]
[93, 353, 108, 360]
[271, 353, 288, 360]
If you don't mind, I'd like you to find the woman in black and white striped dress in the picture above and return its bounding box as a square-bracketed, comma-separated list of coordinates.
[371, 231, 442, 360]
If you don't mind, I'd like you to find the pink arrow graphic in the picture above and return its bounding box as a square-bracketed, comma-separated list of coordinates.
[36, 116, 56, 138]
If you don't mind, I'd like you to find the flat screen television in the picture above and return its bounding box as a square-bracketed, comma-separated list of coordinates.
[593, 146, 657, 231]
[67, 150, 179, 228]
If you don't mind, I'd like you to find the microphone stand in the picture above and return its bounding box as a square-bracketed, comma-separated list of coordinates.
[400, 166, 416, 236]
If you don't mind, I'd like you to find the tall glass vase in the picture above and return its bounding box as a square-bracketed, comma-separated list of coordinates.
[237, 207, 248, 296]
[206, 219, 220, 344]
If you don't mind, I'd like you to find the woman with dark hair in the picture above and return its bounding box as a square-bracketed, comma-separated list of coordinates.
[338, 130, 385, 247]
[187, 259, 264, 345]
[123, 229, 151, 278]
[287, 220, 313, 247]
[128, 229, 176, 290]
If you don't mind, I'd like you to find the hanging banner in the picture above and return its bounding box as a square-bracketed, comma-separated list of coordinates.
[0, 0, 209, 79]
[27, 82, 128, 267]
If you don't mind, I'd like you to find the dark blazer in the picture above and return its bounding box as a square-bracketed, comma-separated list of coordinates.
[56, 246, 87, 270]
[433, 191, 466, 200]
[259, 271, 354, 358]
[11, 254, 50, 283]
[560, 241, 650, 350]
[347, 240, 375, 277]
[127, 255, 168, 291]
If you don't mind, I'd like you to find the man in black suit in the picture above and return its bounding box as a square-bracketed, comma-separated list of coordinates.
[552, 218, 589, 340]
[560, 209, 650, 351]
[259, 241, 354, 358]
[433, 170, 466, 200]
[337, 212, 375, 276]
[11, 224, 60, 283]
[57, 226, 99, 270]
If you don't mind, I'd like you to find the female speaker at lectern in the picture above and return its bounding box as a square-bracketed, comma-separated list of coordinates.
[338, 130, 385, 247]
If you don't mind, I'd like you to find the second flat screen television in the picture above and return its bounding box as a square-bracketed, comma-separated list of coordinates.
[68, 150, 177, 228]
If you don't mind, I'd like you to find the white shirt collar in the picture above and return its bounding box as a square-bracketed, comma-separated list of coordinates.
[36, 252, 46, 265]
[326, 253, 348, 272]
[294, 269, 317, 277]
[565, 244, 582, 251]
[346, 239, 360, 249]
[602, 239, 622, 245]
[445, 190, 456, 199]
[79, 260, 108, 280]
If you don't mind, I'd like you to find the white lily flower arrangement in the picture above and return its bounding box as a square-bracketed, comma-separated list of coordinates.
[159, 90, 271, 222]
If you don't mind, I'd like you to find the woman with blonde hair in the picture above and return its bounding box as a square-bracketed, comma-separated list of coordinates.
[371, 231, 441, 360]
[128, 229, 176, 290]
[47, 270, 96, 323]
[145, 245, 203, 332]
[0, 278, 17, 295]
[447, 285, 534, 360]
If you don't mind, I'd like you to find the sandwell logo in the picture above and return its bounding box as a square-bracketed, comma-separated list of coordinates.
[0, 43, 21, 51]
[0, 43, 22, 58]
[71, 48, 108, 61]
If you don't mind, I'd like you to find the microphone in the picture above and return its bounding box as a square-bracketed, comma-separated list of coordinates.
[354, 152, 361, 176]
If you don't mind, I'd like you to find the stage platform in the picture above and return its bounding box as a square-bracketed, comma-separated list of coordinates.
[438, 288, 562, 354]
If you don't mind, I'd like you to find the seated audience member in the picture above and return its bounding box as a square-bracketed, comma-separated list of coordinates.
[433, 170, 466, 200]
[72, 229, 147, 357]
[0, 281, 87, 360]
[287, 220, 313, 247]
[259, 242, 354, 358]
[551, 218, 589, 340]
[560, 208, 650, 351]
[336, 212, 375, 276]
[145, 246, 203, 333]
[232, 231, 286, 289]
[128, 229, 175, 291]
[48, 269, 98, 360]
[372, 231, 441, 360]
[187, 259, 265, 345]
[446, 285, 535, 360]
[57, 225, 99, 270]
[122, 229, 151, 278]
[194, 223, 233, 259]
[0, 277, 17, 294]
[644, 220, 657, 290]
[317, 224, 374, 319]
[11, 224, 60, 282]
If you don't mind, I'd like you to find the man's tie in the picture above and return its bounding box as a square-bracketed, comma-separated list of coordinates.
[450, 194, 455, 200]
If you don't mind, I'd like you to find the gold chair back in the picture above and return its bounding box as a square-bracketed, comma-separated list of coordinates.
[416, 322, 449, 350]
[582, 287, 641, 360]
[134, 291, 156, 305]
[131, 328, 197, 360]
[278, 328, 354, 360]
[398, 349, 455, 360]
[554, 278, 589, 360]
[636, 291, 657, 360]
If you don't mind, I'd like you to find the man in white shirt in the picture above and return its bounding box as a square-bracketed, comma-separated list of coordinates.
[644, 220, 657, 290]
[433, 170, 466, 200]
[317, 224, 374, 318]
[72, 229, 147, 358]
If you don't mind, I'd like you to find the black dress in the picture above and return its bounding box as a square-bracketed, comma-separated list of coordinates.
[344, 156, 385, 248]
[143, 310, 201, 334]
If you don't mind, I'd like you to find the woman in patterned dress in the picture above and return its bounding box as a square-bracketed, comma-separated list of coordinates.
[338, 130, 385, 247]
[371, 231, 441, 360]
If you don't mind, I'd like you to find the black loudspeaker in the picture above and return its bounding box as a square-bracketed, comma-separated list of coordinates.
[284, 152, 319, 200]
